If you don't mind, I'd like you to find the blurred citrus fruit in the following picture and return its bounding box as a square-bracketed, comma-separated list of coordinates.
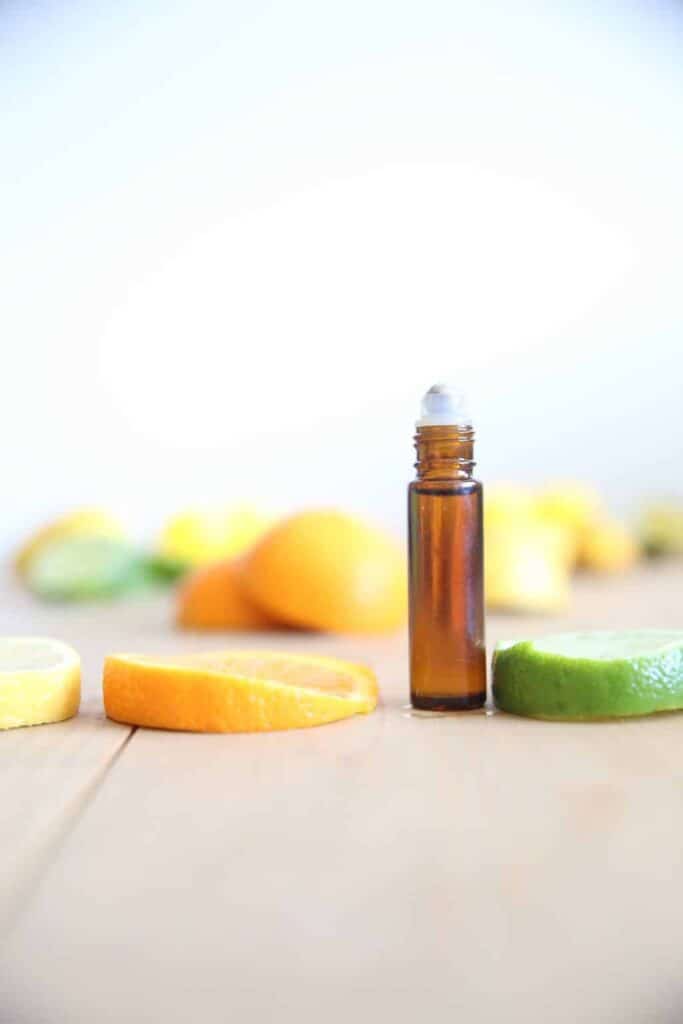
[0, 637, 80, 729]
[243, 510, 407, 633]
[640, 502, 683, 556]
[26, 536, 153, 602]
[484, 484, 539, 529]
[486, 521, 572, 613]
[158, 505, 272, 567]
[485, 484, 574, 562]
[177, 559, 277, 630]
[15, 508, 124, 575]
[536, 482, 604, 531]
[536, 481, 603, 554]
[104, 650, 378, 732]
[144, 553, 189, 583]
[579, 520, 638, 573]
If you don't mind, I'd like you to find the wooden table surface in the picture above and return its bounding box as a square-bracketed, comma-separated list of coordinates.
[1, 562, 682, 1024]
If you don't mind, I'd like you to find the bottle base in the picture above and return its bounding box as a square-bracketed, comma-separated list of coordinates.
[411, 692, 486, 712]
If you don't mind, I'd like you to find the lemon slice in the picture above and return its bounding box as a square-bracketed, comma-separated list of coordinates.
[104, 650, 378, 732]
[0, 638, 81, 729]
[493, 629, 683, 720]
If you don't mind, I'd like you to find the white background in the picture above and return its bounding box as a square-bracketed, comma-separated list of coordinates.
[2, 0, 682, 545]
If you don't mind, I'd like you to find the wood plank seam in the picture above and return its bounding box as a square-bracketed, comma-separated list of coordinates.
[0, 726, 137, 940]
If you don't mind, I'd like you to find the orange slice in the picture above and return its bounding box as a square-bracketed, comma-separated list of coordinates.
[103, 650, 378, 732]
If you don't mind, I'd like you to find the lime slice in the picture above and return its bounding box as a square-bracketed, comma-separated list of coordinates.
[14, 507, 124, 576]
[26, 536, 152, 602]
[493, 630, 683, 720]
[0, 637, 80, 729]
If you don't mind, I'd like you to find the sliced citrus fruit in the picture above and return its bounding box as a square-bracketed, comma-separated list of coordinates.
[484, 484, 539, 528]
[485, 521, 572, 613]
[578, 519, 639, 574]
[493, 629, 683, 720]
[158, 505, 272, 567]
[15, 508, 124, 575]
[640, 501, 683, 556]
[103, 650, 378, 732]
[0, 638, 81, 729]
[26, 536, 153, 602]
[242, 510, 407, 633]
[536, 482, 604, 534]
[176, 559, 278, 630]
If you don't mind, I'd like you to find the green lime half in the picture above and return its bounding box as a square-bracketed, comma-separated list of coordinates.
[493, 630, 683, 720]
[26, 536, 154, 602]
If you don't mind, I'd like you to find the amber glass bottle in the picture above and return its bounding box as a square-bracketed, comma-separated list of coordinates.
[408, 385, 486, 710]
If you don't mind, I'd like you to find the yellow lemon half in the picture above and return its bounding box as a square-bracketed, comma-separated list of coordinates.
[158, 505, 272, 567]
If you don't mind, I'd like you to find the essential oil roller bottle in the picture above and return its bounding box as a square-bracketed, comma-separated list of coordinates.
[408, 384, 486, 710]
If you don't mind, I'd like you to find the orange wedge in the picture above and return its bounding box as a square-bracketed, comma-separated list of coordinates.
[103, 650, 378, 732]
[176, 558, 278, 630]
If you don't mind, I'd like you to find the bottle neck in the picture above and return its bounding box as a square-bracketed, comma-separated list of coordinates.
[414, 424, 475, 481]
